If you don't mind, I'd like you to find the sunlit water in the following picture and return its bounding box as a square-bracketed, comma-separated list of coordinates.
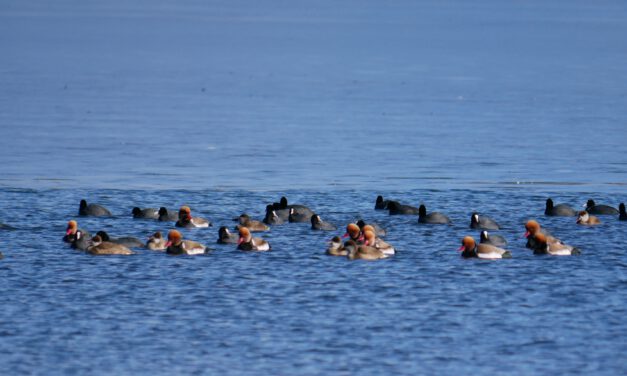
[1, 0, 626, 374]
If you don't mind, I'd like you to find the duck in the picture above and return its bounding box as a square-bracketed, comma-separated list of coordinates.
[288, 207, 313, 223]
[263, 206, 285, 225]
[458, 236, 512, 259]
[479, 230, 507, 247]
[132, 207, 159, 219]
[418, 205, 451, 224]
[387, 201, 420, 215]
[346, 240, 387, 261]
[524, 220, 559, 249]
[532, 233, 581, 256]
[343, 223, 363, 243]
[79, 199, 111, 217]
[356, 220, 386, 237]
[165, 230, 207, 255]
[158, 207, 179, 221]
[237, 227, 271, 251]
[63, 220, 90, 243]
[544, 198, 576, 216]
[217, 226, 239, 244]
[375, 195, 390, 210]
[311, 214, 337, 231]
[146, 231, 167, 251]
[275, 197, 314, 218]
[70, 230, 92, 251]
[326, 236, 348, 256]
[175, 206, 211, 228]
[95, 231, 145, 248]
[576, 211, 601, 226]
[620, 203, 627, 221]
[585, 199, 618, 215]
[469, 212, 499, 230]
[87, 235, 133, 255]
[362, 229, 395, 256]
[235, 213, 269, 232]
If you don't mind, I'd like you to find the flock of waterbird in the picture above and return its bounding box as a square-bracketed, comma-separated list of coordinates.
[60, 196, 627, 260]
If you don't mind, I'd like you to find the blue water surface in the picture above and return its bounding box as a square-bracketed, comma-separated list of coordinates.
[0, 0, 626, 375]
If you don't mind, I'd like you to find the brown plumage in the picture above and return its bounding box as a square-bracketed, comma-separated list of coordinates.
[87, 235, 133, 255]
[576, 211, 601, 225]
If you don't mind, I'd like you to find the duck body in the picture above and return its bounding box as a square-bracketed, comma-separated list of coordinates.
[479, 231, 507, 247]
[524, 220, 559, 250]
[532, 233, 580, 256]
[217, 226, 239, 244]
[469, 213, 499, 230]
[237, 227, 271, 251]
[387, 201, 419, 215]
[236, 214, 270, 232]
[346, 240, 387, 260]
[289, 208, 313, 223]
[418, 205, 451, 224]
[576, 211, 601, 226]
[363, 229, 395, 256]
[263, 207, 286, 225]
[356, 220, 386, 237]
[79, 200, 111, 217]
[70, 230, 91, 251]
[176, 206, 211, 228]
[326, 236, 348, 256]
[87, 236, 133, 255]
[158, 207, 179, 221]
[132, 207, 159, 219]
[311, 214, 337, 231]
[165, 230, 207, 255]
[585, 200, 618, 215]
[96, 231, 145, 248]
[545, 199, 576, 216]
[459, 236, 511, 259]
[375, 195, 390, 210]
[146, 232, 167, 251]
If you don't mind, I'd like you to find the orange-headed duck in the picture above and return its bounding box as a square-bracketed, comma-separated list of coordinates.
[158, 207, 179, 221]
[620, 203, 627, 221]
[343, 223, 363, 243]
[79, 199, 111, 217]
[363, 229, 395, 256]
[326, 236, 348, 256]
[533, 233, 581, 256]
[418, 205, 451, 224]
[176, 206, 211, 228]
[346, 240, 387, 261]
[458, 236, 511, 259]
[217, 226, 239, 244]
[311, 214, 337, 231]
[87, 235, 133, 255]
[166, 230, 207, 255]
[132, 207, 159, 219]
[524, 220, 559, 249]
[387, 201, 419, 215]
[375, 195, 391, 210]
[235, 214, 269, 232]
[585, 199, 618, 215]
[469, 212, 499, 230]
[576, 211, 601, 226]
[545, 198, 576, 216]
[356, 220, 386, 237]
[96, 231, 145, 248]
[237, 227, 271, 252]
[479, 230, 507, 247]
[146, 231, 167, 251]
[63, 220, 90, 243]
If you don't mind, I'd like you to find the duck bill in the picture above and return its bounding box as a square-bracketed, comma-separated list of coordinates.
[342, 233, 349, 239]
[165, 241, 172, 247]
[457, 245, 465, 252]
[523, 231, 530, 238]
[66, 228, 73, 235]
[237, 237, 244, 245]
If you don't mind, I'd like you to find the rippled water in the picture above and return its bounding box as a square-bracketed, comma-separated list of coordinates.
[1, 0, 627, 375]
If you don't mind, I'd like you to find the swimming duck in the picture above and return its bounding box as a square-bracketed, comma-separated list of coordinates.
[217, 226, 239, 244]
[326, 236, 348, 256]
[585, 199, 618, 215]
[176, 206, 211, 228]
[469, 212, 500, 230]
[387, 201, 420, 215]
[70, 230, 92, 251]
[544, 198, 576, 216]
[263, 206, 285, 225]
[158, 207, 179, 221]
[532, 233, 581, 256]
[63, 220, 90, 243]
[87, 235, 133, 255]
[576, 211, 601, 226]
[235, 214, 270, 232]
[479, 230, 507, 247]
[146, 231, 167, 251]
[166, 230, 207, 255]
[418, 205, 451, 224]
[458, 236, 511, 259]
[620, 203, 627, 221]
[237, 227, 271, 251]
[375, 195, 391, 210]
[356, 220, 386, 237]
[343, 223, 363, 243]
[311, 214, 337, 231]
[524, 220, 559, 249]
[346, 240, 387, 261]
[363, 229, 395, 256]
[79, 199, 111, 217]
[132, 207, 159, 219]
[96, 231, 145, 248]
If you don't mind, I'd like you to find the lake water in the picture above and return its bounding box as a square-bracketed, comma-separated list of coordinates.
[1, 1, 626, 374]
